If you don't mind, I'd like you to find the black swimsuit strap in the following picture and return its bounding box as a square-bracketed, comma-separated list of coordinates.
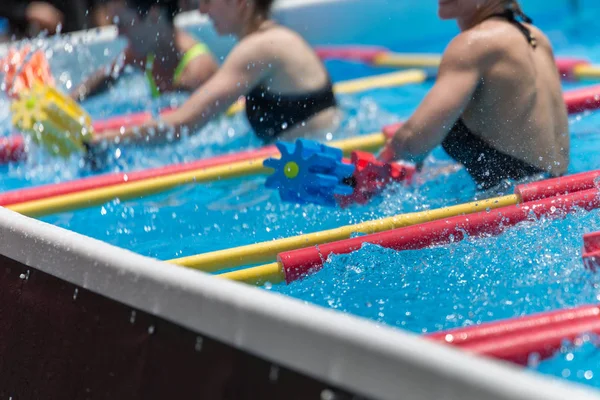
[487, 7, 537, 48]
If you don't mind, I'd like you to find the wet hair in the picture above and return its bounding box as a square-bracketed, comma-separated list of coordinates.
[126, 0, 180, 22]
[254, 0, 275, 14]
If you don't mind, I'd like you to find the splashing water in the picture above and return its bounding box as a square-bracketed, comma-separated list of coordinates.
[2, 9, 600, 391]
[531, 334, 600, 389]
[270, 209, 600, 334]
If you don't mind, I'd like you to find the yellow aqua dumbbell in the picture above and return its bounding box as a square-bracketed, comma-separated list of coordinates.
[11, 84, 94, 158]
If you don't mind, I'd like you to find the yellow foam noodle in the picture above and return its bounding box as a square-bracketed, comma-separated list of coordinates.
[11, 84, 93, 157]
[217, 262, 285, 286]
[373, 53, 442, 69]
[168, 194, 520, 273]
[574, 64, 600, 80]
[225, 69, 428, 116]
[7, 131, 388, 218]
[225, 98, 246, 116]
[333, 69, 427, 94]
[8, 158, 269, 218]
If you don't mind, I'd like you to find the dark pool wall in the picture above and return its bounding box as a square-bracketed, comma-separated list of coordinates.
[0, 254, 364, 400]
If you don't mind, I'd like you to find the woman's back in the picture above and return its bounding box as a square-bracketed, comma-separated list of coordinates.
[246, 25, 331, 93]
[241, 24, 339, 141]
[461, 18, 569, 175]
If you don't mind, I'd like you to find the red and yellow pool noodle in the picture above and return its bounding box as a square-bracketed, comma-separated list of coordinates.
[217, 171, 600, 285]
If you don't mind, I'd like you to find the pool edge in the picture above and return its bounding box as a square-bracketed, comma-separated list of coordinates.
[0, 206, 599, 399]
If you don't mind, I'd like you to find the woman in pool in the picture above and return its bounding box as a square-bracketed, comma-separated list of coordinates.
[379, 0, 569, 190]
[91, 0, 339, 146]
[72, 0, 219, 101]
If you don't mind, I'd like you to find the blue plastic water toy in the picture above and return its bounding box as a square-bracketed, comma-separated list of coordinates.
[264, 139, 355, 207]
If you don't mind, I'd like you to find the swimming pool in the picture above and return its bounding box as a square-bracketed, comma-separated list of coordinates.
[2, 0, 600, 394]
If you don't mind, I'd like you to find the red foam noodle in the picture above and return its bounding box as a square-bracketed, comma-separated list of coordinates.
[463, 318, 600, 365]
[564, 84, 600, 114]
[583, 231, 600, 272]
[515, 170, 600, 203]
[314, 46, 389, 64]
[92, 108, 176, 133]
[0, 135, 26, 164]
[279, 189, 600, 283]
[426, 305, 600, 347]
[0, 145, 278, 206]
[555, 57, 590, 80]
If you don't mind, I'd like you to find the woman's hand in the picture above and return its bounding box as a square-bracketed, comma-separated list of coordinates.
[91, 129, 121, 145]
[377, 143, 397, 164]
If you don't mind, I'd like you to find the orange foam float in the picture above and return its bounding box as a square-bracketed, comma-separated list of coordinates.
[1, 46, 55, 99]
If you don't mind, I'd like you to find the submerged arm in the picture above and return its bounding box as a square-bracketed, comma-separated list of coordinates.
[379, 34, 483, 164]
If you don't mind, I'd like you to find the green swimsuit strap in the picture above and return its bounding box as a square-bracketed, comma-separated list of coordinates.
[173, 42, 210, 83]
[145, 53, 161, 99]
[145, 42, 211, 99]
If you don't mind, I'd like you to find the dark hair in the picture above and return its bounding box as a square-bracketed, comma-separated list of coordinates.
[126, 0, 180, 22]
[254, 0, 275, 14]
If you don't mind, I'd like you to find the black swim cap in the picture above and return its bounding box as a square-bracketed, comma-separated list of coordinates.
[126, 0, 179, 22]
[255, 0, 275, 14]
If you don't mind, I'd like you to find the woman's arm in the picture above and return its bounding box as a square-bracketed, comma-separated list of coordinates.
[70, 48, 134, 101]
[93, 38, 271, 145]
[379, 34, 484, 164]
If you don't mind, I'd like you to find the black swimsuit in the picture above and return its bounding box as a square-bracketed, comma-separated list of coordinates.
[245, 79, 337, 142]
[441, 7, 545, 190]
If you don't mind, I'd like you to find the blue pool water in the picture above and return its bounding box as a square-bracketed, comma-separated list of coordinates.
[2, 0, 600, 390]
[530, 334, 600, 387]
